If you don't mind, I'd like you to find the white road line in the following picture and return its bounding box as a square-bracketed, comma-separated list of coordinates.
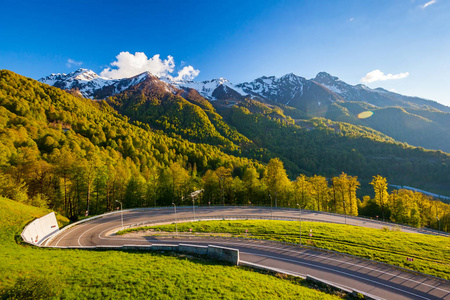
[94, 218, 449, 294]
[53, 208, 448, 300]
[239, 252, 431, 300]
[55, 222, 92, 246]
[90, 216, 449, 295]
[77, 222, 118, 246]
[94, 229, 450, 295]
[216, 241, 450, 294]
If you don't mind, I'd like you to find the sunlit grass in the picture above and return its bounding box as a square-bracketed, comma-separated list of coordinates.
[121, 220, 450, 280]
[0, 197, 340, 299]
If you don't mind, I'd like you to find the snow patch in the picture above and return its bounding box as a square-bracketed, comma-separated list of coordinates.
[321, 84, 342, 94]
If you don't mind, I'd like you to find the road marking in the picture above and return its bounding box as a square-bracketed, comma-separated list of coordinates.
[52, 207, 448, 300]
[93, 216, 449, 295]
[239, 252, 431, 300]
[219, 241, 450, 294]
[93, 230, 450, 296]
[55, 222, 92, 246]
[77, 221, 120, 246]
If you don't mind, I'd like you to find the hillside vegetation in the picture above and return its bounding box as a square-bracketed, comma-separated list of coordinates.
[0, 197, 340, 299]
[327, 101, 450, 153]
[221, 100, 450, 194]
[1, 70, 450, 232]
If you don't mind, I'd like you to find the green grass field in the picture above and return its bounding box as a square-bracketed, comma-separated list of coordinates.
[120, 220, 450, 280]
[0, 198, 340, 299]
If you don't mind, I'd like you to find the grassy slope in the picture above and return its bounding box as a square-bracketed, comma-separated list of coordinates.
[0, 198, 339, 299]
[124, 220, 450, 280]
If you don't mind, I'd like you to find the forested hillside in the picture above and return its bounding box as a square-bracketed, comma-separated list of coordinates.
[106, 76, 252, 151]
[0, 70, 262, 220]
[216, 99, 450, 196]
[1, 70, 449, 231]
[324, 101, 450, 153]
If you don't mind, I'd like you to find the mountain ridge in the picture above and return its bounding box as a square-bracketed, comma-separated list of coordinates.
[39, 68, 449, 111]
[39, 68, 450, 153]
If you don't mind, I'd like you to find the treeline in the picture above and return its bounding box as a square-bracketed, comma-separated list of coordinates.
[201, 159, 449, 231]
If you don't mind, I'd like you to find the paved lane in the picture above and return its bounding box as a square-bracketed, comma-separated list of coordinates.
[48, 207, 450, 300]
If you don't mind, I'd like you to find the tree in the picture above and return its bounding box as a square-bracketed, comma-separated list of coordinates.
[264, 158, 291, 207]
[370, 175, 389, 221]
[169, 162, 190, 205]
[215, 167, 232, 206]
[242, 166, 265, 206]
[308, 175, 329, 211]
[52, 147, 76, 218]
[347, 174, 360, 216]
[294, 174, 310, 209]
[201, 170, 220, 205]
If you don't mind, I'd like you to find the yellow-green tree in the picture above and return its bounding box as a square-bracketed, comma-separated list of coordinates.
[370, 175, 389, 221]
[264, 158, 291, 207]
[309, 175, 329, 211]
[294, 174, 311, 209]
[215, 166, 232, 206]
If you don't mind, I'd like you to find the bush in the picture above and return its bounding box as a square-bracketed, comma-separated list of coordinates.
[0, 276, 56, 300]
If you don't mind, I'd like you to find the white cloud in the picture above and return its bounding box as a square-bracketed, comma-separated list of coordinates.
[348, 17, 355, 22]
[100, 51, 200, 81]
[172, 65, 200, 81]
[66, 58, 83, 68]
[422, 0, 437, 9]
[360, 69, 409, 83]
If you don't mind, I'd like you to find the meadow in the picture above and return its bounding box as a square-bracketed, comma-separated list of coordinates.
[0, 197, 340, 299]
[120, 219, 450, 280]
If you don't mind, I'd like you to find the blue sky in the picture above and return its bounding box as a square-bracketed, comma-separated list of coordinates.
[1, 0, 449, 106]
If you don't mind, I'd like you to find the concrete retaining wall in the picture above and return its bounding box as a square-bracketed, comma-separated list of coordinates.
[207, 245, 240, 265]
[179, 243, 208, 255]
[50, 243, 240, 265]
[21, 212, 59, 245]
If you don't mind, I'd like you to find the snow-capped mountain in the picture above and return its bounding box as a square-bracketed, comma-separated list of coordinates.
[39, 69, 159, 99]
[237, 73, 342, 109]
[40, 69, 115, 98]
[165, 78, 247, 100]
[39, 68, 449, 113]
[312, 72, 450, 112]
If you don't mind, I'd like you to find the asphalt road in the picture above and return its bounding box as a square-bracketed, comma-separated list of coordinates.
[49, 207, 450, 300]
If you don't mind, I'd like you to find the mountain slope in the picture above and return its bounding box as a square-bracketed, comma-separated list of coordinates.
[37, 68, 450, 195]
[313, 72, 450, 112]
[105, 75, 252, 150]
[236, 73, 342, 117]
[324, 101, 450, 152]
[0, 70, 263, 218]
[214, 99, 450, 195]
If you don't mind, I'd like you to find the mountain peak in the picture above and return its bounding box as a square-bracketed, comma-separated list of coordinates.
[208, 78, 229, 84]
[70, 68, 101, 81]
[314, 72, 339, 82]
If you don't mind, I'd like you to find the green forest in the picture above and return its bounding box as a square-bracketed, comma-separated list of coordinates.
[0, 70, 449, 231]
